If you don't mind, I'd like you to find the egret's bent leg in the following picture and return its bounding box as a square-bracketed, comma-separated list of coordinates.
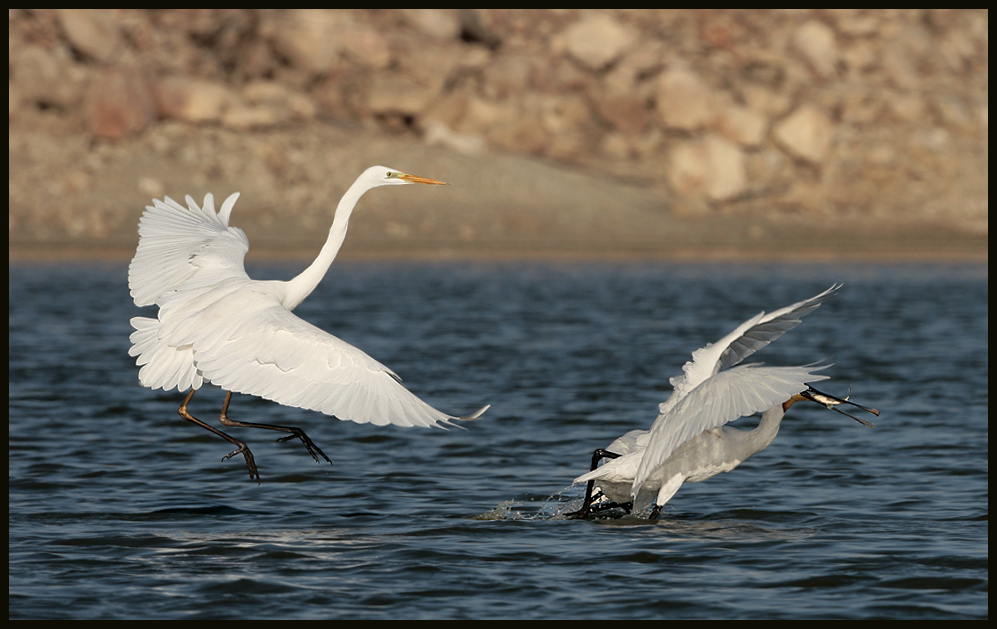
[178, 389, 260, 483]
[218, 392, 331, 465]
[566, 449, 632, 519]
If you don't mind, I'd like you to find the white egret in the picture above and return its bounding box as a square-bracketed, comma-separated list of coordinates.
[569, 285, 877, 519]
[128, 166, 489, 481]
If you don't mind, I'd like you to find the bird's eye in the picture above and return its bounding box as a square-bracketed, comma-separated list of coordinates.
[386, 171, 399, 178]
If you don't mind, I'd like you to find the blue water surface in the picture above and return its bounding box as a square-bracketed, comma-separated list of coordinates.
[8, 260, 988, 619]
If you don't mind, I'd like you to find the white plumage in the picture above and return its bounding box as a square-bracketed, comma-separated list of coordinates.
[127, 166, 488, 480]
[571, 285, 876, 518]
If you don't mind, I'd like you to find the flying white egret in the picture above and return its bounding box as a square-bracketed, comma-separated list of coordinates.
[128, 166, 489, 481]
[568, 285, 877, 519]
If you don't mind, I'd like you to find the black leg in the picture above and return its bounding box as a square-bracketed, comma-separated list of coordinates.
[178, 389, 260, 483]
[566, 448, 631, 519]
[218, 392, 331, 465]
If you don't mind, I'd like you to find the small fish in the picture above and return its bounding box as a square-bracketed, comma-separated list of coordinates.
[801, 385, 878, 428]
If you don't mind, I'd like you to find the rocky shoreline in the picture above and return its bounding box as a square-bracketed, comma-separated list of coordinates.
[9, 10, 988, 261]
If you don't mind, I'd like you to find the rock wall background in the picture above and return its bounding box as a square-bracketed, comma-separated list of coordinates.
[8, 9, 988, 260]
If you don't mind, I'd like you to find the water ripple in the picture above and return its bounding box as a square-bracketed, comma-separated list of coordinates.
[9, 261, 988, 619]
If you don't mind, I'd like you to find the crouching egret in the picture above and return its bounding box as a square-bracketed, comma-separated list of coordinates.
[568, 285, 877, 519]
[128, 166, 489, 482]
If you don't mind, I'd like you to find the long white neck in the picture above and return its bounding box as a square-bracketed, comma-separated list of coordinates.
[281, 178, 371, 310]
[727, 402, 788, 459]
[752, 403, 788, 451]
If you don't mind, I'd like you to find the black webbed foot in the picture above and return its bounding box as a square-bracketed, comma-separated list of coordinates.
[218, 391, 332, 466]
[566, 448, 625, 519]
[178, 389, 262, 483]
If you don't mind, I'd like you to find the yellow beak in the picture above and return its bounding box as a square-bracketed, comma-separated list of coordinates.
[397, 173, 449, 186]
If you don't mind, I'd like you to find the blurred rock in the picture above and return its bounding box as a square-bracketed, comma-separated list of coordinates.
[792, 19, 839, 80]
[368, 75, 438, 118]
[656, 66, 715, 131]
[772, 105, 834, 164]
[401, 9, 461, 40]
[555, 13, 636, 71]
[715, 105, 768, 147]
[7, 9, 989, 257]
[668, 135, 746, 202]
[153, 77, 235, 124]
[268, 9, 344, 76]
[10, 45, 85, 111]
[87, 66, 155, 139]
[56, 8, 124, 63]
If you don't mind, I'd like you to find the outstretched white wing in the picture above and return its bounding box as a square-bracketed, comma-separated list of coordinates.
[633, 363, 828, 494]
[128, 193, 248, 307]
[133, 279, 485, 429]
[660, 284, 840, 416]
[128, 190, 487, 430]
